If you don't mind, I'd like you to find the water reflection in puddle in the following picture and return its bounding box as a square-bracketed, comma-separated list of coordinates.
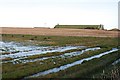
[112, 58, 120, 65]
[25, 48, 118, 78]
[2, 47, 100, 64]
[1, 41, 85, 59]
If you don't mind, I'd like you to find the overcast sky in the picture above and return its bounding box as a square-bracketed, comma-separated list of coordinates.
[0, 0, 119, 29]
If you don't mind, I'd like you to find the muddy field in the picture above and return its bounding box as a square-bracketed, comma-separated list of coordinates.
[1, 27, 119, 37]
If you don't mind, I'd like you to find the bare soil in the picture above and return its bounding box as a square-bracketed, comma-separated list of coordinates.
[0, 27, 119, 37]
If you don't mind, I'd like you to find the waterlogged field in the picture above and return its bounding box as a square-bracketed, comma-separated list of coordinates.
[1, 34, 120, 79]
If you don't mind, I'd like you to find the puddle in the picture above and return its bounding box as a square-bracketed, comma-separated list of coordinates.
[25, 48, 118, 78]
[112, 58, 120, 65]
[1, 41, 85, 59]
[2, 47, 100, 64]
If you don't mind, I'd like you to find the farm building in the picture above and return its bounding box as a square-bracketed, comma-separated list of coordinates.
[54, 24, 104, 30]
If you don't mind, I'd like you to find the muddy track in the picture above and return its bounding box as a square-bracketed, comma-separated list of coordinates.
[1, 27, 120, 37]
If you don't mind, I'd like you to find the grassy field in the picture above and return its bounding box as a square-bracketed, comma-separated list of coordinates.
[40, 50, 120, 78]
[2, 34, 119, 47]
[1, 34, 120, 79]
[2, 48, 111, 78]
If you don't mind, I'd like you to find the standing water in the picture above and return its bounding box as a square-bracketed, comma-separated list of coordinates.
[25, 48, 118, 78]
[0, 41, 85, 59]
[2, 47, 100, 64]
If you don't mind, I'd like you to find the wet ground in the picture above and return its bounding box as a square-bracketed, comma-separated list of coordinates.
[25, 48, 118, 78]
[1, 41, 119, 78]
[1, 41, 85, 59]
